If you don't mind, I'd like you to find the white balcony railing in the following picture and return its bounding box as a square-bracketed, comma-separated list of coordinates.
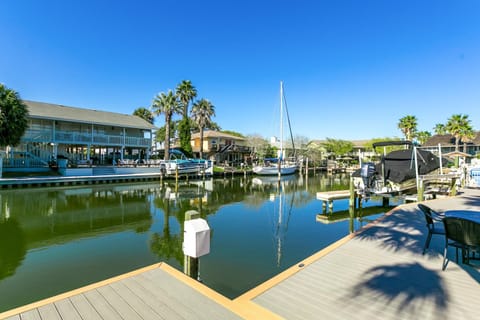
[22, 129, 151, 147]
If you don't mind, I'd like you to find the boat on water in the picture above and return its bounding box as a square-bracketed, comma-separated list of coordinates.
[253, 81, 298, 176]
[253, 158, 297, 176]
[161, 149, 213, 176]
[352, 141, 445, 196]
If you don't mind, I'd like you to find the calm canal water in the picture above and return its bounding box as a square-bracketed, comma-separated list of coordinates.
[0, 173, 403, 312]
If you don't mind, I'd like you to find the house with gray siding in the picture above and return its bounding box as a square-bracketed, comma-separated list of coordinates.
[2, 100, 156, 173]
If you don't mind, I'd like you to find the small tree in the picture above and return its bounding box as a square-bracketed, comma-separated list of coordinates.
[191, 98, 215, 159]
[433, 123, 447, 135]
[151, 90, 181, 160]
[416, 131, 432, 145]
[398, 115, 417, 141]
[176, 80, 197, 156]
[446, 114, 471, 152]
[321, 138, 353, 158]
[133, 107, 154, 124]
[246, 134, 270, 160]
[459, 125, 475, 153]
[0, 84, 29, 148]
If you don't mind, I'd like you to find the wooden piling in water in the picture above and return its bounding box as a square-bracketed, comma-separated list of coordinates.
[349, 177, 355, 208]
[184, 210, 200, 279]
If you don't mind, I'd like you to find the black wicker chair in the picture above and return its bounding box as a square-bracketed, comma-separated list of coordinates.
[417, 203, 445, 254]
[442, 217, 480, 271]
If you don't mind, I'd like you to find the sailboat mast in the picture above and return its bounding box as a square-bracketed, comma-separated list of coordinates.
[280, 81, 284, 159]
[278, 81, 284, 178]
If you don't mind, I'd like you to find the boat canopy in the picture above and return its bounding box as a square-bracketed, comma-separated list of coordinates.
[372, 140, 413, 148]
[352, 148, 444, 184]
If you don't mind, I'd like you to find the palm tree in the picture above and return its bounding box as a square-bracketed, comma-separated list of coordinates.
[433, 123, 447, 135]
[459, 125, 476, 153]
[445, 114, 471, 152]
[0, 84, 29, 147]
[176, 80, 197, 156]
[191, 99, 215, 159]
[397, 115, 417, 141]
[416, 131, 432, 145]
[133, 107, 154, 124]
[151, 90, 181, 160]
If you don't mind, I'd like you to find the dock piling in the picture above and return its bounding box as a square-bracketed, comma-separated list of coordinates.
[184, 210, 200, 279]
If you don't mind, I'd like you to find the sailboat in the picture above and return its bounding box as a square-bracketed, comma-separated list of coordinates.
[253, 81, 298, 176]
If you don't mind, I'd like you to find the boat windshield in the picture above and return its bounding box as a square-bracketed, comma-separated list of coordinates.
[169, 149, 187, 161]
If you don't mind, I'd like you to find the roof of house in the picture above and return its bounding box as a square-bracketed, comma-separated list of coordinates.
[191, 130, 246, 141]
[423, 132, 480, 146]
[423, 134, 456, 146]
[24, 100, 157, 130]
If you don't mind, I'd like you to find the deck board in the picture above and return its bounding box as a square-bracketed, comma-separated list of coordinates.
[131, 273, 200, 319]
[95, 285, 143, 320]
[37, 304, 62, 320]
[139, 270, 239, 320]
[108, 281, 167, 320]
[17, 309, 41, 320]
[83, 290, 123, 320]
[68, 294, 102, 320]
[53, 299, 82, 320]
[119, 277, 181, 319]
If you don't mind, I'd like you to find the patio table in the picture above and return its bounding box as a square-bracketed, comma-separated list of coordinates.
[445, 210, 480, 223]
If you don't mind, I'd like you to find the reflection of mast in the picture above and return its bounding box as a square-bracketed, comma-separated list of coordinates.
[273, 180, 294, 267]
[276, 189, 283, 267]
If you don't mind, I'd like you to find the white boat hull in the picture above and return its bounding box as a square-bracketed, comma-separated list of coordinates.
[162, 160, 213, 176]
[253, 164, 297, 175]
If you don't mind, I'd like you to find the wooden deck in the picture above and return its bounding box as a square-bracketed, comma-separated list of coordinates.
[2, 189, 480, 319]
[238, 188, 480, 319]
[0, 173, 163, 189]
[316, 190, 351, 201]
[0, 264, 244, 320]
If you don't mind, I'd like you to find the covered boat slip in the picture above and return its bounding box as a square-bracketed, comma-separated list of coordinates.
[2, 190, 480, 320]
[352, 142, 464, 199]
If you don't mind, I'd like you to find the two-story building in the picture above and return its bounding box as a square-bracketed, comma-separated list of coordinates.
[191, 131, 252, 166]
[2, 100, 156, 172]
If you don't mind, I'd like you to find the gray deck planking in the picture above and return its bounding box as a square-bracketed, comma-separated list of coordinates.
[53, 299, 82, 320]
[68, 294, 102, 320]
[108, 281, 168, 320]
[83, 290, 123, 320]
[119, 277, 181, 319]
[95, 286, 143, 320]
[129, 273, 199, 319]
[18, 309, 41, 320]
[3, 267, 241, 320]
[139, 270, 240, 320]
[37, 304, 62, 320]
[252, 191, 480, 320]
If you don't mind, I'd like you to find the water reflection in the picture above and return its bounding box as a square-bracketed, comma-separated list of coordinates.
[0, 185, 153, 290]
[0, 185, 153, 249]
[316, 205, 397, 233]
[0, 219, 26, 281]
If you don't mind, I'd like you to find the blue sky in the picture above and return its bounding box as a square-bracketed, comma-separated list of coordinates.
[1, 0, 479, 141]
